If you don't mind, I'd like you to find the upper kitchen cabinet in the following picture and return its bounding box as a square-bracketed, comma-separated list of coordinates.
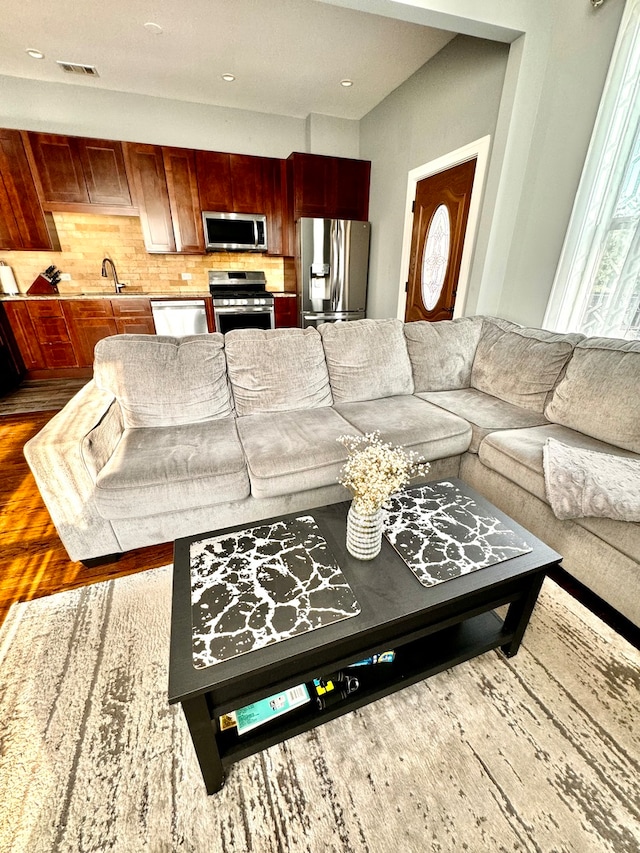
[124, 142, 204, 254]
[26, 132, 134, 211]
[288, 153, 370, 222]
[197, 151, 267, 213]
[197, 150, 288, 255]
[0, 128, 60, 251]
[162, 147, 204, 254]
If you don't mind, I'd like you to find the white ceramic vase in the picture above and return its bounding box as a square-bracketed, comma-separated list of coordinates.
[346, 503, 384, 560]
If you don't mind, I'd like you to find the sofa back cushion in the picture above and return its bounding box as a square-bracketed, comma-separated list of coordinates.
[404, 316, 483, 392]
[319, 318, 414, 403]
[94, 333, 232, 428]
[224, 327, 332, 416]
[545, 337, 640, 452]
[471, 318, 583, 412]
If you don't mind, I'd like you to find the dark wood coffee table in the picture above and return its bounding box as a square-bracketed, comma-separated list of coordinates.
[168, 478, 561, 794]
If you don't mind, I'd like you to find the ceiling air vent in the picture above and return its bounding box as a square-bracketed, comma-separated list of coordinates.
[56, 60, 100, 77]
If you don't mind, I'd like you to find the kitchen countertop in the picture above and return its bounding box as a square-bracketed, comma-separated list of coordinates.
[0, 291, 296, 301]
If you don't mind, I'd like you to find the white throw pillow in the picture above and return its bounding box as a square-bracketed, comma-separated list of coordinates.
[542, 437, 640, 522]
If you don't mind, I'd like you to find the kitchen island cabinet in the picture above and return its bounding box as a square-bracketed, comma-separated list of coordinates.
[0, 129, 60, 251]
[26, 132, 134, 212]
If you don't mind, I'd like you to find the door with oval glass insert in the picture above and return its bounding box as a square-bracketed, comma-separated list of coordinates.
[405, 158, 476, 322]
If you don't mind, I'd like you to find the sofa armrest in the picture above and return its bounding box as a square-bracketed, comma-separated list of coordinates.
[24, 380, 124, 562]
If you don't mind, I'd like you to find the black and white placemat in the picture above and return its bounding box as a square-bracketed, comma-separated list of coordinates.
[383, 481, 532, 588]
[189, 515, 360, 669]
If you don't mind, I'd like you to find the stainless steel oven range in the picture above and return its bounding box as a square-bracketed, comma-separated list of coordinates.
[208, 270, 275, 333]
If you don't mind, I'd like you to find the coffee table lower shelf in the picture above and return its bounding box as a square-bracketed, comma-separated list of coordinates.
[184, 608, 521, 794]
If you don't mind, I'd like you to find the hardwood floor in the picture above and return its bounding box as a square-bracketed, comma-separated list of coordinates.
[0, 409, 172, 627]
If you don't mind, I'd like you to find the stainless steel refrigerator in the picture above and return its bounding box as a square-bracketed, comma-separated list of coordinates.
[297, 218, 370, 328]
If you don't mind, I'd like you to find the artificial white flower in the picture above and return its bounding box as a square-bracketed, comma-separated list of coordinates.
[337, 431, 430, 515]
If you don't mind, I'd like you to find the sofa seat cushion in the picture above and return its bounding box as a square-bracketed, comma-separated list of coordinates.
[224, 327, 332, 416]
[545, 336, 640, 453]
[334, 395, 472, 460]
[319, 318, 414, 402]
[478, 424, 640, 559]
[95, 418, 249, 519]
[417, 388, 548, 453]
[471, 318, 582, 412]
[236, 407, 358, 499]
[404, 316, 482, 391]
[94, 334, 232, 428]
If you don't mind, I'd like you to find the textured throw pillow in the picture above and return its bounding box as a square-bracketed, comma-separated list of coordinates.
[545, 337, 640, 453]
[224, 327, 332, 416]
[542, 437, 640, 521]
[404, 316, 483, 392]
[471, 318, 583, 412]
[94, 334, 232, 428]
[319, 318, 414, 403]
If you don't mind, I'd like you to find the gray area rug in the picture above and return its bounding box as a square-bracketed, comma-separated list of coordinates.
[0, 567, 638, 853]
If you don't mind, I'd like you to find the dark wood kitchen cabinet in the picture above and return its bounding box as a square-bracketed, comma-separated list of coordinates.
[196, 151, 288, 255]
[26, 300, 77, 369]
[288, 152, 370, 222]
[162, 147, 204, 254]
[62, 297, 155, 365]
[196, 151, 270, 214]
[110, 297, 155, 335]
[2, 301, 44, 370]
[26, 132, 133, 210]
[125, 142, 204, 254]
[0, 129, 60, 251]
[274, 294, 298, 328]
[61, 299, 118, 367]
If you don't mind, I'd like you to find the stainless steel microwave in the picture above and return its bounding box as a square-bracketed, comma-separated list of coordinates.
[202, 211, 267, 252]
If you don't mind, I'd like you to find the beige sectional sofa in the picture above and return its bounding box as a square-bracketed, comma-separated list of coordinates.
[24, 316, 640, 628]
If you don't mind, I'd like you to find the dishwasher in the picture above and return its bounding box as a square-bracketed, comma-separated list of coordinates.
[150, 299, 209, 336]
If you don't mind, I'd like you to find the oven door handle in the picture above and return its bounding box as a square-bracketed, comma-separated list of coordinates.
[213, 305, 274, 314]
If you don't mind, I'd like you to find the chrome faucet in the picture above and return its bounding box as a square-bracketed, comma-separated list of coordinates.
[101, 257, 125, 293]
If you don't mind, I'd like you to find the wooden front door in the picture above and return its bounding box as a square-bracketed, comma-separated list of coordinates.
[405, 158, 476, 322]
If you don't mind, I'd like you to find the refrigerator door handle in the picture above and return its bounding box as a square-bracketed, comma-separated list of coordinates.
[329, 221, 342, 312]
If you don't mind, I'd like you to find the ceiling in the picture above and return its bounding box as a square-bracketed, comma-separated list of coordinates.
[0, 0, 457, 120]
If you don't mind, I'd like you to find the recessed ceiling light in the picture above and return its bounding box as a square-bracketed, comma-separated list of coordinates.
[144, 22, 163, 34]
[221, 73, 236, 83]
[340, 79, 354, 88]
[26, 48, 44, 59]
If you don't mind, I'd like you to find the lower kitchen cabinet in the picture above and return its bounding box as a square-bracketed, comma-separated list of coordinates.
[62, 297, 155, 366]
[110, 297, 155, 335]
[26, 300, 77, 369]
[2, 301, 44, 370]
[62, 299, 118, 367]
[4, 296, 156, 377]
[274, 294, 298, 328]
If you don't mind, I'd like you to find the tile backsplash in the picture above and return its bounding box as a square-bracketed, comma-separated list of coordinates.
[1, 212, 291, 295]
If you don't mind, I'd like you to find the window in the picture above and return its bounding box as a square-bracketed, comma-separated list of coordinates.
[545, 0, 640, 340]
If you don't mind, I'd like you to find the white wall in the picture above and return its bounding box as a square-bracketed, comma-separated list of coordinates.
[305, 113, 360, 158]
[0, 75, 307, 158]
[328, 0, 625, 327]
[360, 35, 508, 319]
